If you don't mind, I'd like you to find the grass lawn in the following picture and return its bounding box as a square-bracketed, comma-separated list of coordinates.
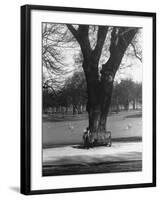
[43, 110, 142, 147]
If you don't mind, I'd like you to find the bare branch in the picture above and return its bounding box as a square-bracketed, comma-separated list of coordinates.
[67, 24, 92, 59]
[67, 24, 80, 42]
[102, 27, 139, 73]
[93, 26, 108, 61]
[43, 79, 58, 96]
[130, 42, 142, 62]
[120, 27, 139, 36]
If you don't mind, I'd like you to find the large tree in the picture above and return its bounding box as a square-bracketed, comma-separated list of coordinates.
[67, 25, 139, 144]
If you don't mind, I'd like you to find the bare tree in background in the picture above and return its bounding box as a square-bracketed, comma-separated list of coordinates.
[42, 23, 76, 92]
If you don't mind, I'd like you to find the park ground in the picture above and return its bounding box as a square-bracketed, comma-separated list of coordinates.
[42, 110, 142, 176]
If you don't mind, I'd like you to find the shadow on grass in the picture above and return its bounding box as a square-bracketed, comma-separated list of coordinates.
[43, 137, 142, 149]
[43, 113, 88, 122]
[43, 112, 115, 123]
[72, 144, 110, 149]
[125, 112, 142, 118]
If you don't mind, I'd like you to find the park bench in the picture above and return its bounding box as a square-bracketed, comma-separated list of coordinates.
[83, 129, 112, 148]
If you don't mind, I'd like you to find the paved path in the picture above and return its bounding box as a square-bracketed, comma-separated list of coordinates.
[43, 142, 142, 176]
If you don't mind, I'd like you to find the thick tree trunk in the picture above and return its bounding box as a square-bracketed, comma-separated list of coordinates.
[87, 90, 113, 145]
[84, 60, 114, 146]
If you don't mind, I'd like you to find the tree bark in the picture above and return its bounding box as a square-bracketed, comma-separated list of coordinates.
[84, 58, 114, 145]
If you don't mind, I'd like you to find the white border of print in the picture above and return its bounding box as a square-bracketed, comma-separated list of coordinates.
[31, 9, 153, 190]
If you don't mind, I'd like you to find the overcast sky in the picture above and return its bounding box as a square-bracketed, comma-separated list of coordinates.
[55, 48, 142, 83]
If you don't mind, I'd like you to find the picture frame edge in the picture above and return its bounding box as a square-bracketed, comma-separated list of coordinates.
[20, 4, 156, 195]
[20, 5, 31, 195]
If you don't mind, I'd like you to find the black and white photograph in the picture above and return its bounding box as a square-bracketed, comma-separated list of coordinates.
[20, 5, 156, 194]
[0, 0, 159, 198]
[42, 22, 143, 176]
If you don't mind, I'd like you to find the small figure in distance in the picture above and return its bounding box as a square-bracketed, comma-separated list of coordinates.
[83, 127, 90, 149]
[106, 131, 112, 147]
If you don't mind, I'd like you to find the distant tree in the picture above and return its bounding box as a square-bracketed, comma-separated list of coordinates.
[42, 23, 74, 93]
[43, 89, 53, 111]
[119, 79, 135, 110]
[133, 82, 142, 109]
[111, 79, 142, 111]
[62, 71, 87, 114]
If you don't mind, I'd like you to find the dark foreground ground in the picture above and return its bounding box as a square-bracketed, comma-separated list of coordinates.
[43, 160, 142, 176]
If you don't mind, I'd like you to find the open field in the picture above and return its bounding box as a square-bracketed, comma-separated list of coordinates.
[43, 110, 142, 147]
